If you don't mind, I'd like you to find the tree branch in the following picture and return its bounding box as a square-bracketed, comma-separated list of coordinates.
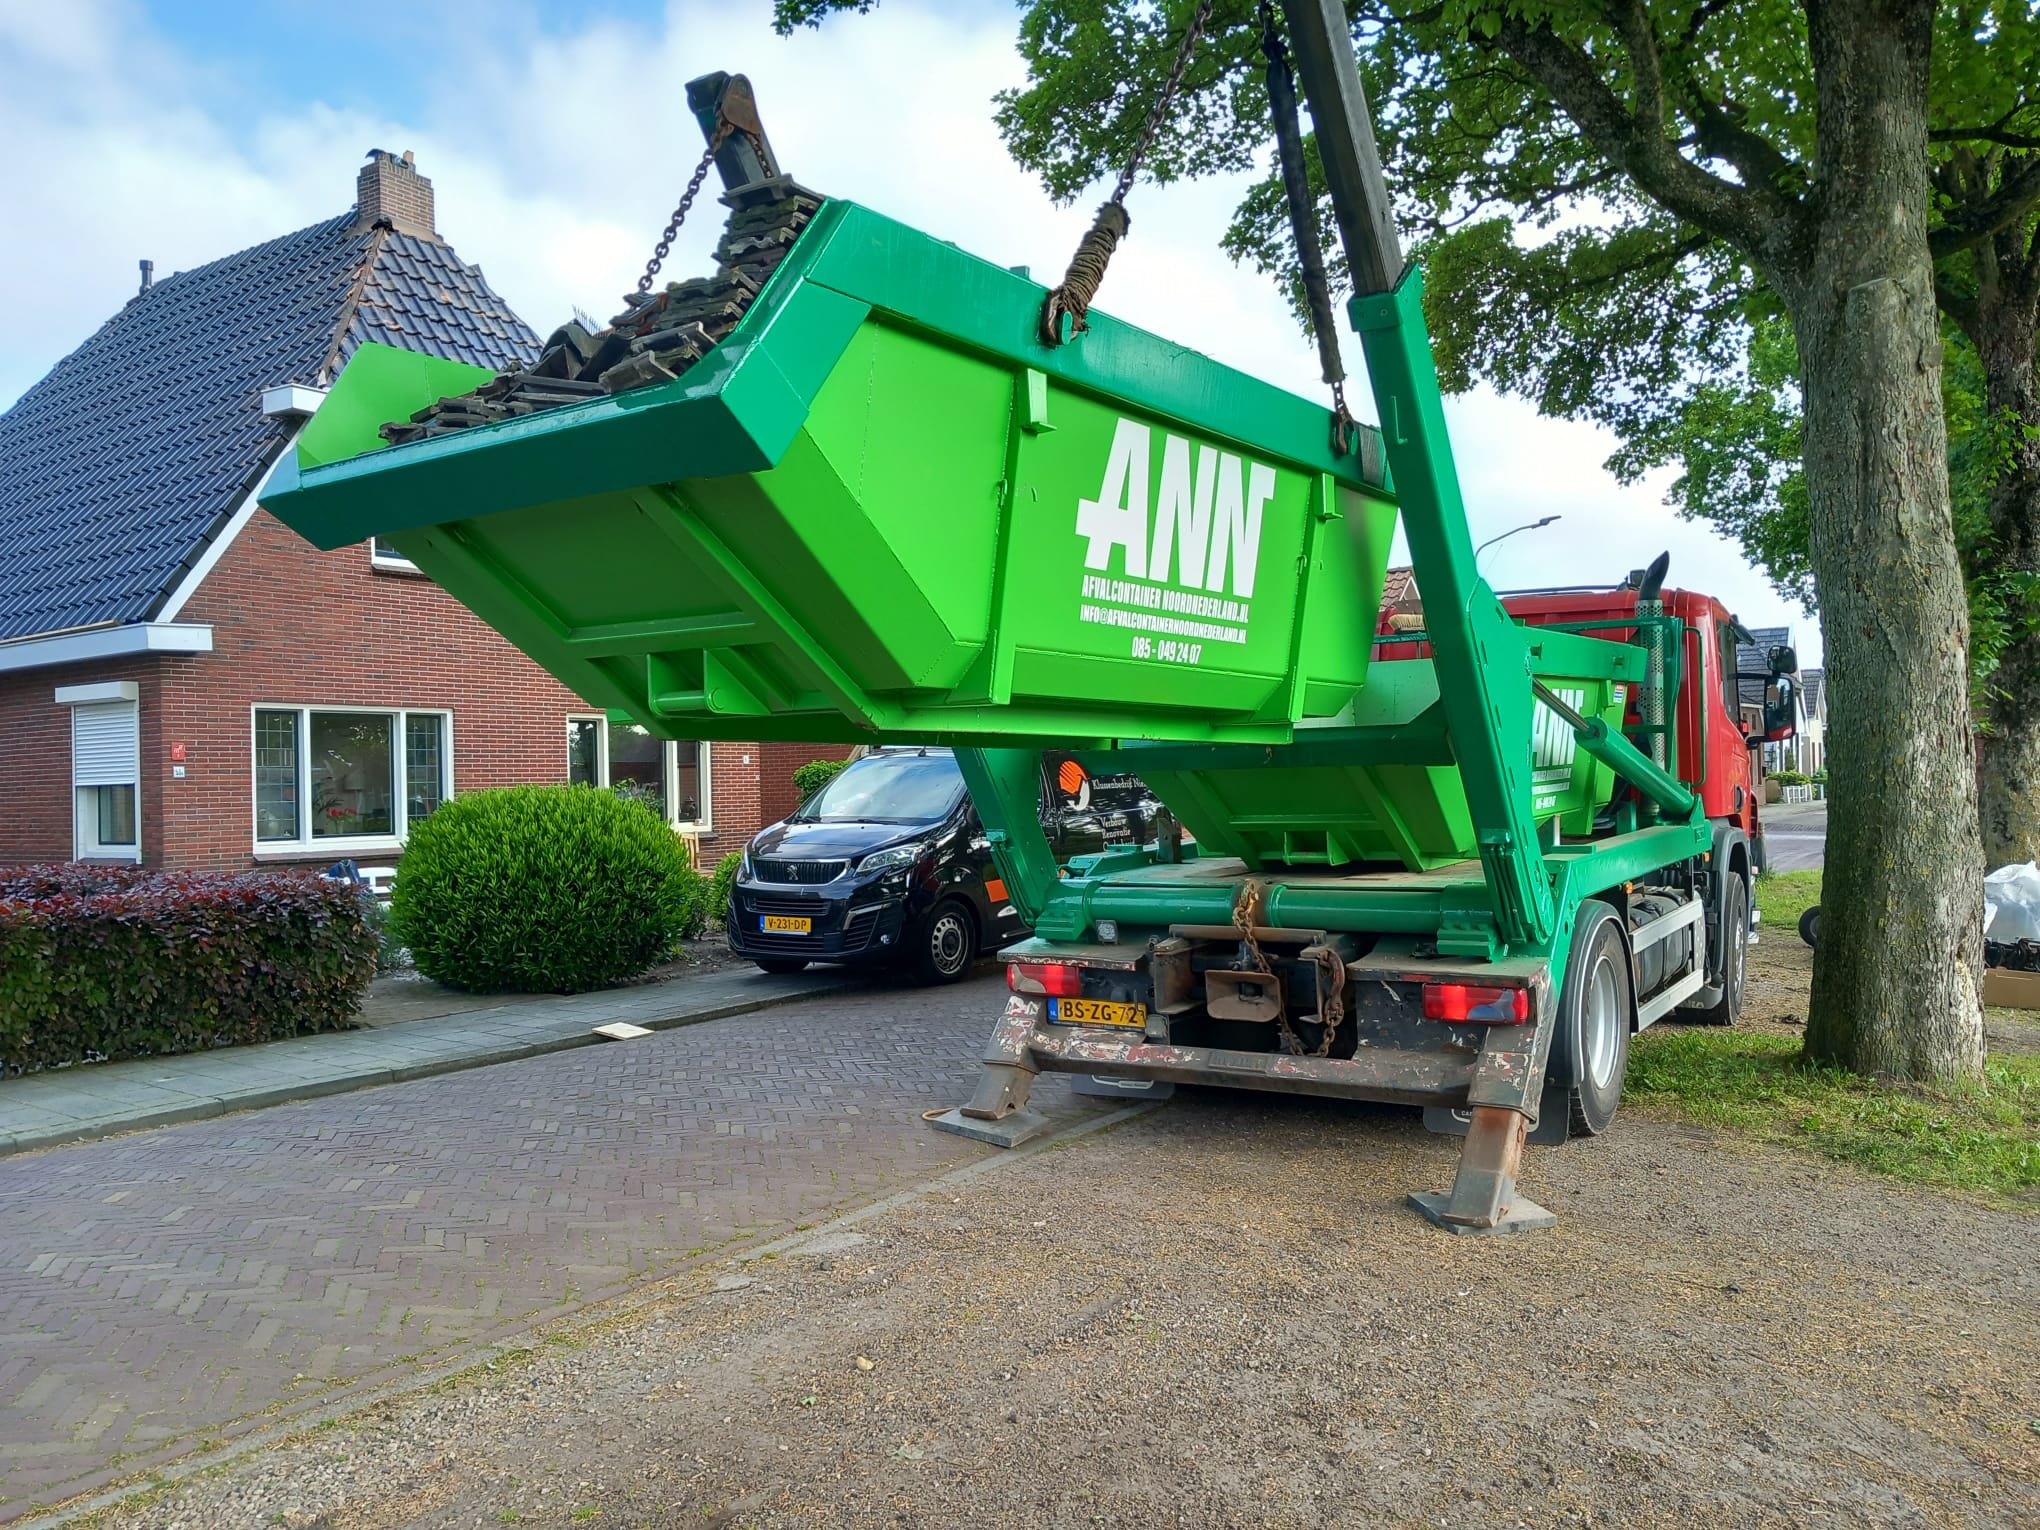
[1930, 127, 2040, 150]
[1489, 14, 1794, 272]
[1930, 154, 2040, 261]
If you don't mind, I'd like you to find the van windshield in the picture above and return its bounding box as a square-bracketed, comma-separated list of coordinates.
[799, 753, 964, 824]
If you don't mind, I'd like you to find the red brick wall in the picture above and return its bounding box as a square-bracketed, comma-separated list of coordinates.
[0, 657, 176, 866]
[758, 741, 856, 826]
[0, 511, 854, 873]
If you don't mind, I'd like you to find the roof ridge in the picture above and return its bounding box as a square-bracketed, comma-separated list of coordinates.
[320, 222, 393, 384]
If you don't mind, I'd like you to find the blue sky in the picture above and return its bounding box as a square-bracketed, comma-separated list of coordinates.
[0, 0, 1819, 658]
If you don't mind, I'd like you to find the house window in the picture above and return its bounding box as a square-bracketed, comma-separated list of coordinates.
[567, 716, 604, 787]
[570, 716, 709, 829]
[252, 706, 450, 851]
[65, 689, 141, 861]
[370, 537, 420, 572]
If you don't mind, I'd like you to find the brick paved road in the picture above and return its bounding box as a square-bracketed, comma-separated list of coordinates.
[0, 974, 1097, 1521]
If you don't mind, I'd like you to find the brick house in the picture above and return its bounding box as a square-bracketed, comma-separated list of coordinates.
[0, 152, 844, 874]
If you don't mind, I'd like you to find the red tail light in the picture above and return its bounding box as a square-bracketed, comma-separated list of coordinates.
[1422, 982, 1530, 1023]
[1008, 961, 1083, 997]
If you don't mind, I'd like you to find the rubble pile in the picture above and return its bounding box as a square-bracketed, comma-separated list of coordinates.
[381, 181, 822, 446]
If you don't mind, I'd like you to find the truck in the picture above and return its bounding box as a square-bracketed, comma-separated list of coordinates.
[263, 1, 1798, 1233]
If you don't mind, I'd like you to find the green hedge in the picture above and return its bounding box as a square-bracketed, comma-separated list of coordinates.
[792, 758, 849, 801]
[392, 785, 705, 993]
[0, 866, 377, 1075]
[711, 851, 742, 928]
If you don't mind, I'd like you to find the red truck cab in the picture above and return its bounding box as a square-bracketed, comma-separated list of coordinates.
[1378, 579, 1791, 872]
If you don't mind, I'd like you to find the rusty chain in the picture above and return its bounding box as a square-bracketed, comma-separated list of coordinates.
[1309, 945, 1347, 1057]
[637, 121, 752, 294]
[1233, 880, 1307, 1057]
[1042, 0, 1216, 344]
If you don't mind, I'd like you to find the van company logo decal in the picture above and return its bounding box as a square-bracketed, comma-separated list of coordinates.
[1073, 417, 1277, 666]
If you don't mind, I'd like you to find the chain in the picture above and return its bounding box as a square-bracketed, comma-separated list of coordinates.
[1309, 946, 1347, 1057]
[1111, 0, 1218, 207]
[1233, 880, 1307, 1056]
[1041, 0, 1216, 344]
[637, 125, 734, 294]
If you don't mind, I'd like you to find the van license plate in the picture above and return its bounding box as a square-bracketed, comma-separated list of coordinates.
[1049, 998, 1146, 1028]
[761, 915, 812, 934]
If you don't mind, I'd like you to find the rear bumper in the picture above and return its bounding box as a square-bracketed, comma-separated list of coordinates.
[983, 994, 1551, 1114]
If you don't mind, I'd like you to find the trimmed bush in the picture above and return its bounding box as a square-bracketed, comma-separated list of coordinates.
[0, 866, 377, 1075]
[710, 850, 743, 928]
[792, 757, 848, 802]
[391, 785, 704, 993]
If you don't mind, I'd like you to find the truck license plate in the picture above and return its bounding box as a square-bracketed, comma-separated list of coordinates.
[761, 915, 812, 934]
[1049, 998, 1146, 1028]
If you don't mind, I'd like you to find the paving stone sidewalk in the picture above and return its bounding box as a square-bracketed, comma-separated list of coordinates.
[0, 974, 1102, 1522]
[0, 966, 851, 1158]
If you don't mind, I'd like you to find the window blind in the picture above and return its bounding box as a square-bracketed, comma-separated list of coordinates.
[73, 701, 139, 788]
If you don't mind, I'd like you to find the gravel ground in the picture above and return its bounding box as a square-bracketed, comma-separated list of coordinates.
[94, 1003, 2039, 1528]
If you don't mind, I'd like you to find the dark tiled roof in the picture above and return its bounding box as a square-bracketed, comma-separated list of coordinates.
[1801, 667, 1824, 717]
[0, 214, 537, 642]
[1737, 626, 1793, 710]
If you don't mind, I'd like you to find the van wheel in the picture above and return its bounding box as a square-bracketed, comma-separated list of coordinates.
[1554, 903, 1633, 1137]
[910, 900, 977, 985]
[1695, 874, 1748, 1026]
[1798, 905, 1820, 949]
[755, 958, 808, 975]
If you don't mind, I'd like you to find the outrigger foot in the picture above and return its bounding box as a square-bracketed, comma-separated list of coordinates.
[926, 1106, 1055, 1148]
[1407, 1104, 1557, 1234]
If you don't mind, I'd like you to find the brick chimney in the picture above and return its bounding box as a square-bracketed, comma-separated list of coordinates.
[355, 149, 437, 240]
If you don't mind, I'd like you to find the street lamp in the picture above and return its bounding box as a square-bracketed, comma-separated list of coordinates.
[1474, 515, 1561, 563]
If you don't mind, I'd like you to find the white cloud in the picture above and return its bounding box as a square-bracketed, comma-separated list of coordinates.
[0, 0, 1817, 661]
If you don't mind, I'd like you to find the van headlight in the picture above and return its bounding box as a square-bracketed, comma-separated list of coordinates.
[859, 842, 928, 874]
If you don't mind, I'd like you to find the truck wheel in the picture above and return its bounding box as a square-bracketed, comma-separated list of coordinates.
[755, 957, 809, 975]
[910, 899, 978, 985]
[1695, 874, 1749, 1026]
[1557, 903, 1632, 1137]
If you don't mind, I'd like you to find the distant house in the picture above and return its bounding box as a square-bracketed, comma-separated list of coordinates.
[1795, 667, 1827, 774]
[1735, 626, 1807, 775]
[0, 151, 842, 873]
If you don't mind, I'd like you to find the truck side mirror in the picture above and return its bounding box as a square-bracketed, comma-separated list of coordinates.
[1763, 674, 1798, 741]
[1768, 644, 1797, 676]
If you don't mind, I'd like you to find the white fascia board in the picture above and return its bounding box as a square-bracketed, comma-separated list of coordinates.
[54, 679, 140, 704]
[0, 623, 213, 675]
[155, 414, 314, 622]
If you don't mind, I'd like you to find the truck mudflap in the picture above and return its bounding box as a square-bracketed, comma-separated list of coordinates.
[929, 994, 1558, 1235]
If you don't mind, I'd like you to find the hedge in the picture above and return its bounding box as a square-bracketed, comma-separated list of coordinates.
[792, 758, 849, 802]
[711, 850, 743, 928]
[0, 866, 378, 1075]
[391, 784, 706, 993]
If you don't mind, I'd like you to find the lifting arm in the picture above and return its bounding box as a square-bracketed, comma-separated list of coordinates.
[1277, 0, 1556, 950]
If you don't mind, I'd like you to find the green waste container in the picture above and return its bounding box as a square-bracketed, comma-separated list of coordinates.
[267, 199, 1399, 748]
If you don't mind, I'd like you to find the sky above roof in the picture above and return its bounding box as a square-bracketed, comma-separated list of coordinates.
[0, 0, 1820, 662]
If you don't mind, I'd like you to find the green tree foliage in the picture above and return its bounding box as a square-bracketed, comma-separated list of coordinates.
[710, 850, 743, 928]
[392, 785, 705, 994]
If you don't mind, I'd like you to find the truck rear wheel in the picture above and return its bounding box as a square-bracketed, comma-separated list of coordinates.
[1694, 873, 1748, 1026]
[1557, 903, 1632, 1137]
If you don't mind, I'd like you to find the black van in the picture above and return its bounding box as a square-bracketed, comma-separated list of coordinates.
[726, 746, 1158, 984]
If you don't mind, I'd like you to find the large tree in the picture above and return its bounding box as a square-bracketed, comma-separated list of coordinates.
[780, 0, 1992, 1080]
[1222, 6, 2040, 867]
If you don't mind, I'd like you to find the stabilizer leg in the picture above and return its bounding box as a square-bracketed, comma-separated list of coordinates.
[927, 1060, 1052, 1148]
[1407, 1105, 1556, 1234]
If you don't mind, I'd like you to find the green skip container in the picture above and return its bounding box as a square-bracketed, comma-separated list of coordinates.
[264, 197, 1626, 869]
[268, 199, 1399, 748]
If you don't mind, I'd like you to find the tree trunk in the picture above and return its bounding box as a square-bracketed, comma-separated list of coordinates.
[1971, 282, 2040, 870]
[1792, 0, 1984, 1081]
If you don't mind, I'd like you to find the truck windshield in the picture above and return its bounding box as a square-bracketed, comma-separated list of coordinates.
[799, 753, 963, 824]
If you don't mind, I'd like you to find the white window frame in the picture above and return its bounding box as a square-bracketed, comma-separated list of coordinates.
[249, 704, 453, 856]
[61, 681, 142, 863]
[369, 536, 424, 574]
[570, 716, 710, 832]
[567, 714, 608, 789]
